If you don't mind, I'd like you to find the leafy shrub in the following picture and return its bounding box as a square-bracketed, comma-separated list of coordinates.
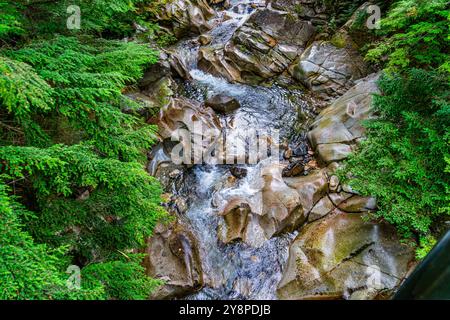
[365, 0, 449, 71]
[415, 235, 437, 260]
[0, 4, 167, 298]
[340, 69, 450, 239]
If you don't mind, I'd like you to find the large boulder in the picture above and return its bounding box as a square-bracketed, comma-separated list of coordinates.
[138, 52, 172, 89]
[198, 7, 316, 84]
[152, 0, 216, 38]
[290, 39, 369, 99]
[277, 211, 415, 300]
[216, 163, 329, 247]
[198, 46, 243, 82]
[124, 77, 174, 120]
[156, 97, 222, 164]
[205, 94, 240, 113]
[144, 221, 204, 299]
[268, 0, 329, 26]
[216, 156, 380, 247]
[308, 73, 380, 164]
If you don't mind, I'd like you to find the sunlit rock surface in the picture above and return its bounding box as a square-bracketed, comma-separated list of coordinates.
[290, 40, 369, 99]
[144, 221, 204, 299]
[198, 7, 316, 84]
[153, 0, 216, 37]
[216, 163, 329, 247]
[308, 73, 380, 164]
[277, 211, 415, 300]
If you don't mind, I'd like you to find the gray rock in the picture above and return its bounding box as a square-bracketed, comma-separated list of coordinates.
[307, 73, 380, 164]
[291, 40, 369, 99]
[277, 211, 415, 300]
[138, 52, 171, 89]
[198, 7, 316, 84]
[269, 0, 329, 25]
[205, 94, 240, 113]
[144, 221, 204, 299]
[328, 175, 340, 192]
[154, 0, 215, 38]
[217, 165, 329, 247]
[168, 53, 193, 80]
[291, 143, 309, 157]
[282, 161, 305, 177]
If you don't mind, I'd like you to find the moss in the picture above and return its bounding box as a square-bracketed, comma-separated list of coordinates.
[330, 33, 347, 49]
[294, 4, 304, 15]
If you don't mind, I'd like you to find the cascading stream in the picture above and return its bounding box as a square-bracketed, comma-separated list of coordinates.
[154, 0, 313, 300]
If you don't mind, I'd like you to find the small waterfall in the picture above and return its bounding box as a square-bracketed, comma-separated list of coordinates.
[151, 0, 312, 300]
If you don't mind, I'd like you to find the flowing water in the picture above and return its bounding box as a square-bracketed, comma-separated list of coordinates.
[151, 1, 316, 300]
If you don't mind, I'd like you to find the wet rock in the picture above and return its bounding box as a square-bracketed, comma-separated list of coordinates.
[217, 163, 329, 247]
[308, 73, 380, 164]
[284, 169, 329, 213]
[168, 53, 193, 80]
[230, 166, 247, 179]
[169, 169, 183, 179]
[144, 221, 204, 299]
[154, 162, 186, 192]
[282, 161, 305, 177]
[205, 94, 240, 113]
[291, 143, 309, 157]
[218, 203, 252, 243]
[173, 196, 189, 214]
[290, 40, 368, 99]
[328, 175, 340, 192]
[338, 195, 377, 213]
[277, 211, 415, 300]
[153, 0, 215, 38]
[157, 97, 222, 164]
[198, 7, 316, 84]
[138, 52, 172, 89]
[199, 34, 212, 45]
[307, 196, 334, 222]
[222, 11, 235, 22]
[283, 148, 293, 159]
[125, 77, 173, 119]
[198, 46, 243, 82]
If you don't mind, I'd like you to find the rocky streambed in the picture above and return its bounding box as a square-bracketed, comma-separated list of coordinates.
[133, 0, 416, 300]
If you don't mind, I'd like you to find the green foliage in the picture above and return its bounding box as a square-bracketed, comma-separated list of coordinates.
[4, 36, 158, 156]
[320, 0, 391, 30]
[340, 69, 450, 239]
[366, 0, 449, 71]
[0, 56, 53, 117]
[0, 1, 168, 299]
[0, 179, 106, 300]
[416, 235, 437, 260]
[81, 255, 162, 300]
[0, 1, 24, 39]
[0, 143, 166, 253]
